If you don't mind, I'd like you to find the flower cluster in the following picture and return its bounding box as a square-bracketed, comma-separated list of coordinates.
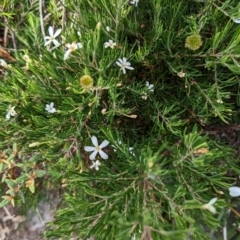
[44, 26, 83, 60]
[43, 25, 134, 74]
[84, 136, 109, 171]
[6, 102, 57, 120]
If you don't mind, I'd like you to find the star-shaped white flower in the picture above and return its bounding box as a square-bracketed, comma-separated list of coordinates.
[130, 0, 139, 7]
[229, 186, 240, 197]
[6, 106, 17, 120]
[90, 160, 101, 171]
[64, 41, 83, 60]
[44, 26, 61, 47]
[45, 102, 56, 113]
[233, 18, 240, 24]
[146, 81, 154, 92]
[116, 57, 134, 74]
[201, 197, 217, 214]
[104, 40, 117, 49]
[84, 136, 109, 160]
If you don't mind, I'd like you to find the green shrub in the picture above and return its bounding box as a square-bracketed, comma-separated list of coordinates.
[1, 0, 240, 239]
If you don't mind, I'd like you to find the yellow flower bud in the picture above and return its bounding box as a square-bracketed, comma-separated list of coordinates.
[80, 75, 94, 89]
[185, 34, 203, 51]
[96, 22, 101, 30]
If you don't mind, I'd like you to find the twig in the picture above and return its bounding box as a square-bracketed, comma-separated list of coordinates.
[10, 30, 16, 50]
[3, 25, 8, 47]
[39, 0, 45, 39]
[61, 0, 66, 31]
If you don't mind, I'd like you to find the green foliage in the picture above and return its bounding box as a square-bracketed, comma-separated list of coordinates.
[1, 0, 240, 239]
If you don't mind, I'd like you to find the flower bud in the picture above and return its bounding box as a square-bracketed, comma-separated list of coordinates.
[96, 22, 101, 30]
[101, 108, 107, 114]
[80, 75, 93, 89]
[29, 142, 40, 148]
[185, 34, 203, 51]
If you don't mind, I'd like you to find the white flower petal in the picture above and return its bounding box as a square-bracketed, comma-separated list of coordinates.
[48, 26, 53, 36]
[122, 57, 127, 63]
[54, 28, 61, 37]
[90, 163, 95, 169]
[233, 18, 240, 24]
[208, 197, 217, 206]
[99, 140, 109, 148]
[65, 43, 71, 48]
[122, 68, 126, 74]
[229, 186, 240, 197]
[117, 58, 123, 63]
[91, 136, 98, 147]
[89, 150, 98, 160]
[84, 146, 96, 152]
[76, 43, 83, 49]
[116, 61, 122, 67]
[44, 40, 51, 46]
[104, 42, 109, 48]
[6, 112, 11, 120]
[126, 66, 134, 70]
[95, 160, 101, 170]
[208, 205, 216, 214]
[0, 59, 8, 68]
[64, 49, 71, 60]
[53, 39, 60, 47]
[99, 150, 108, 160]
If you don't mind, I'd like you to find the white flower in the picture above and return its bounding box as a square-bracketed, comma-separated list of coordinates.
[233, 18, 240, 24]
[229, 186, 240, 197]
[104, 40, 117, 49]
[130, 0, 139, 6]
[44, 26, 61, 47]
[90, 160, 101, 171]
[116, 57, 134, 74]
[177, 70, 186, 78]
[146, 81, 154, 92]
[0, 59, 8, 68]
[6, 106, 17, 120]
[64, 41, 83, 60]
[106, 26, 110, 32]
[45, 102, 56, 113]
[84, 136, 109, 160]
[201, 197, 217, 214]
